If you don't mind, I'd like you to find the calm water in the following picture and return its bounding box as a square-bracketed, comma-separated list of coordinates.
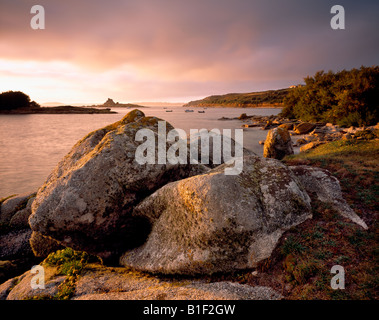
[0, 106, 281, 198]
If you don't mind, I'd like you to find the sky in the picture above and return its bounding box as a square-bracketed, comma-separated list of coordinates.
[0, 0, 378, 104]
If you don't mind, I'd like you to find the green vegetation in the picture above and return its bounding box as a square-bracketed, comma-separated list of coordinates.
[43, 247, 101, 300]
[279, 140, 378, 299]
[281, 66, 379, 126]
[184, 88, 289, 108]
[0, 91, 39, 111]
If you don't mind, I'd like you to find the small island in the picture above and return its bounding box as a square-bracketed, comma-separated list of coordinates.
[86, 98, 148, 109]
[0, 91, 116, 114]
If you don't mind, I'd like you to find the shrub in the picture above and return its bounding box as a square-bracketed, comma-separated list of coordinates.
[281, 66, 379, 126]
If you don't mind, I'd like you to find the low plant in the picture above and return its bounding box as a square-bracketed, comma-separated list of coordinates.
[43, 247, 101, 300]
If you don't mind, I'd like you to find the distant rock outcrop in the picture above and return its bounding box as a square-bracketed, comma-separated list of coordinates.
[98, 98, 146, 109]
[103, 98, 116, 107]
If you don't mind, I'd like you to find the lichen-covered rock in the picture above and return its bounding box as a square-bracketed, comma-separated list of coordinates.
[120, 156, 312, 275]
[29, 110, 207, 261]
[1, 263, 281, 300]
[73, 266, 281, 300]
[0, 276, 18, 300]
[290, 165, 368, 229]
[263, 127, 294, 160]
[4, 268, 66, 300]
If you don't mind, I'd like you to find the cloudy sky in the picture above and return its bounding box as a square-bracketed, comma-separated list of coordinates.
[0, 0, 378, 104]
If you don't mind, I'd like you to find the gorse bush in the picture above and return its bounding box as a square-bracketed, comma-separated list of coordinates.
[281, 66, 379, 126]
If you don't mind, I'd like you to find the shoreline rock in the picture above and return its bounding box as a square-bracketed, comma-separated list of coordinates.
[28, 110, 208, 261]
[120, 156, 312, 275]
[229, 113, 378, 152]
[263, 127, 294, 160]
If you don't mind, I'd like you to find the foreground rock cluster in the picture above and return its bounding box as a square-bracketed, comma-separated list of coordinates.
[29, 109, 206, 261]
[0, 110, 368, 300]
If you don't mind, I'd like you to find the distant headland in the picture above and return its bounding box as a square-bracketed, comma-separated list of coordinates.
[183, 88, 290, 108]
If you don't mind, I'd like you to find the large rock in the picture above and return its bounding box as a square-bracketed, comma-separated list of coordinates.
[263, 127, 294, 160]
[290, 165, 368, 229]
[120, 156, 312, 275]
[29, 110, 207, 261]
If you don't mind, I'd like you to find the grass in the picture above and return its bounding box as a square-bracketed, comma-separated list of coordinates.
[285, 140, 379, 214]
[278, 139, 378, 299]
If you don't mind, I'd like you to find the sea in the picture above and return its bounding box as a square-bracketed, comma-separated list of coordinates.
[0, 106, 281, 198]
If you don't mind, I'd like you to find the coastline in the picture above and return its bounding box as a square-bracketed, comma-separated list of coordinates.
[184, 104, 283, 109]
